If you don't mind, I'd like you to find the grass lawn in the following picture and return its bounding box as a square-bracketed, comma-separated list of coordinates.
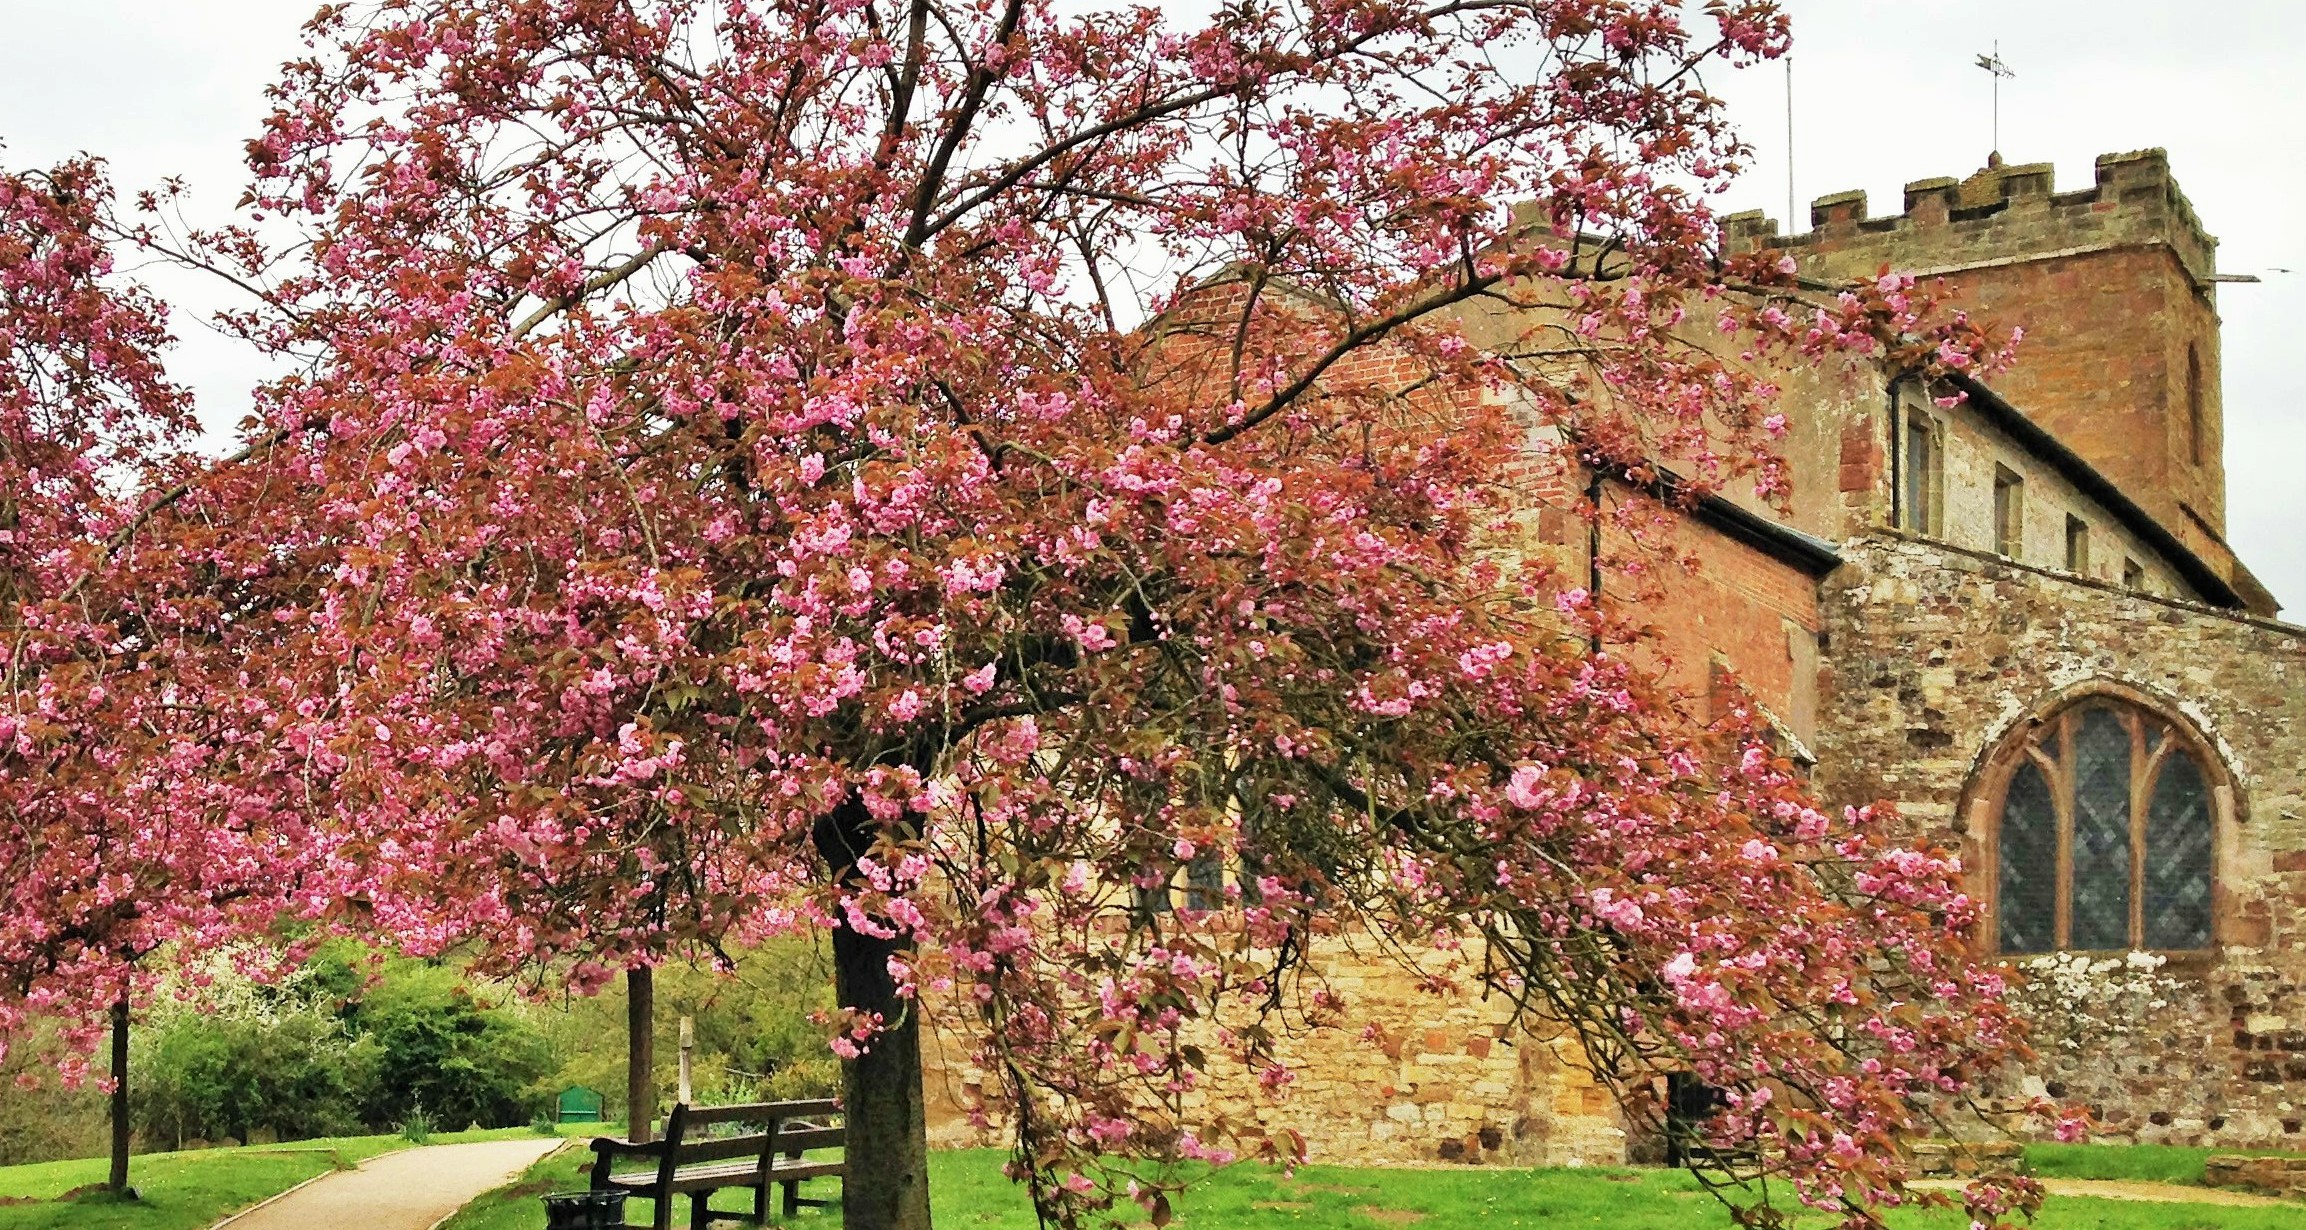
[0, 1127, 561, 1230]
[2021, 1142, 2306, 1188]
[442, 1145, 2306, 1230]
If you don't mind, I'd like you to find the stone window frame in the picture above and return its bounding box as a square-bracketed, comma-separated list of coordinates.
[1992, 464, 2025, 559]
[1961, 680, 2239, 961]
[1899, 404, 1946, 538]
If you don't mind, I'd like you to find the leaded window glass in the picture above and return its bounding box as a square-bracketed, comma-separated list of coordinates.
[1987, 700, 2219, 953]
[1997, 762, 2058, 954]
[2145, 754, 2214, 949]
[2068, 710, 2132, 951]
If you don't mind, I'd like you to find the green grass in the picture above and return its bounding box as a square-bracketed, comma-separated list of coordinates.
[0, 1127, 560, 1230]
[2024, 1142, 2306, 1188]
[12, 1133, 2297, 1230]
[2026, 1144, 2225, 1185]
[440, 1146, 2306, 1230]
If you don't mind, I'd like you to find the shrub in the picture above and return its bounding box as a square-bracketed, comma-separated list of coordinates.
[135, 988, 366, 1148]
[351, 964, 553, 1130]
[0, 1024, 107, 1164]
[127, 941, 554, 1147]
[134, 955, 371, 1144]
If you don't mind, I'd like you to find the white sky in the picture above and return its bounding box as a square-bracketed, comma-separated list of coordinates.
[1705, 1, 2306, 609]
[2, 1, 2299, 609]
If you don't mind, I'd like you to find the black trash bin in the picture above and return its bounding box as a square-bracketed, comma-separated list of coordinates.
[541, 1189, 627, 1229]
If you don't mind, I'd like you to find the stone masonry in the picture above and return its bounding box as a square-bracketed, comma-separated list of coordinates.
[1815, 533, 2306, 1146]
[920, 936, 1628, 1168]
[918, 147, 2306, 1167]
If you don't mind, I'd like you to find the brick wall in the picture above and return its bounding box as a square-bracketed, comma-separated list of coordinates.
[1603, 497, 1824, 744]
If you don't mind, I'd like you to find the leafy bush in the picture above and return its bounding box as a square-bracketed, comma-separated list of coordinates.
[350, 964, 553, 1131]
[126, 942, 554, 1149]
[135, 1004, 367, 1148]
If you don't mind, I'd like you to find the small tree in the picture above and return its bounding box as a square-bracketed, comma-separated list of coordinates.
[0, 149, 332, 1196]
[0, 153, 197, 1197]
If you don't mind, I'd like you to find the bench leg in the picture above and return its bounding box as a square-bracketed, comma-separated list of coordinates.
[690, 1192, 714, 1230]
[782, 1177, 800, 1219]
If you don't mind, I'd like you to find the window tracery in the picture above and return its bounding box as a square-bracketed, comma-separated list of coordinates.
[1983, 696, 2219, 954]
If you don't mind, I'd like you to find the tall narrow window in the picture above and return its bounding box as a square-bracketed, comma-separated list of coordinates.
[1903, 412, 1942, 536]
[1993, 466, 2025, 558]
[2064, 515, 2091, 575]
[1986, 699, 2219, 954]
[2186, 345, 2206, 467]
[2122, 558, 2146, 591]
[1997, 760, 2059, 953]
[1183, 853, 1225, 911]
[2067, 710, 2132, 951]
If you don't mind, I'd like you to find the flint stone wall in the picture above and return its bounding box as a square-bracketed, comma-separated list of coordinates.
[1815, 532, 2306, 1146]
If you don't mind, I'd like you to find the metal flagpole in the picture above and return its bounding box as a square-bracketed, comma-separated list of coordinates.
[1785, 57, 1796, 227]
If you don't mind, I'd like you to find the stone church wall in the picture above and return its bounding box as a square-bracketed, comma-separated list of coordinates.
[1730, 148, 2235, 561]
[1814, 532, 2306, 1145]
[919, 936, 1628, 1168]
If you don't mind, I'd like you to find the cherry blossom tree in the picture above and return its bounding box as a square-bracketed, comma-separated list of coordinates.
[0, 153, 306, 1195]
[5, 2, 2054, 1228]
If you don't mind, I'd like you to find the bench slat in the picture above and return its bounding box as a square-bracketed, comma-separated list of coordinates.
[602, 1170, 680, 1192]
[682, 1098, 840, 1126]
[771, 1126, 844, 1152]
[768, 1159, 845, 1181]
[662, 1164, 772, 1194]
[667, 1133, 773, 1166]
[610, 1159, 844, 1194]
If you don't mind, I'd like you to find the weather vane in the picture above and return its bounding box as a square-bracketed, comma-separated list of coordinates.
[1975, 42, 2016, 156]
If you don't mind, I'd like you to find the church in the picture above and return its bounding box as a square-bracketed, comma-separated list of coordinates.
[1728, 149, 2305, 1151]
[927, 149, 2306, 1167]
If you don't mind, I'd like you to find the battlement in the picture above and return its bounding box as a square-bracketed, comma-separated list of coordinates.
[1725, 150, 2220, 288]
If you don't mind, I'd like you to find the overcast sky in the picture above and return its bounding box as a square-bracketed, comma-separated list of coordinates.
[1705, 2, 2306, 609]
[2, 1, 2299, 609]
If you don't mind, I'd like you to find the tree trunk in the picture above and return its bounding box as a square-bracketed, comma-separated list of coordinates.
[815, 797, 932, 1230]
[108, 996, 131, 1196]
[627, 966, 656, 1144]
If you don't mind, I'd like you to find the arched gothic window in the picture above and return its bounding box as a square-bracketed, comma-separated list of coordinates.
[1982, 696, 2220, 954]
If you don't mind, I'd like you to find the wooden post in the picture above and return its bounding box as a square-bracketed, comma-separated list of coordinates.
[627, 967, 655, 1144]
[677, 1015, 694, 1107]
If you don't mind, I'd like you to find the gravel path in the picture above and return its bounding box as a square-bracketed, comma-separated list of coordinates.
[1912, 1176, 2293, 1208]
[215, 1136, 569, 1230]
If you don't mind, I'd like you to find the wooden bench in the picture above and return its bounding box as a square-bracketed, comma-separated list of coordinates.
[590, 1098, 844, 1229]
